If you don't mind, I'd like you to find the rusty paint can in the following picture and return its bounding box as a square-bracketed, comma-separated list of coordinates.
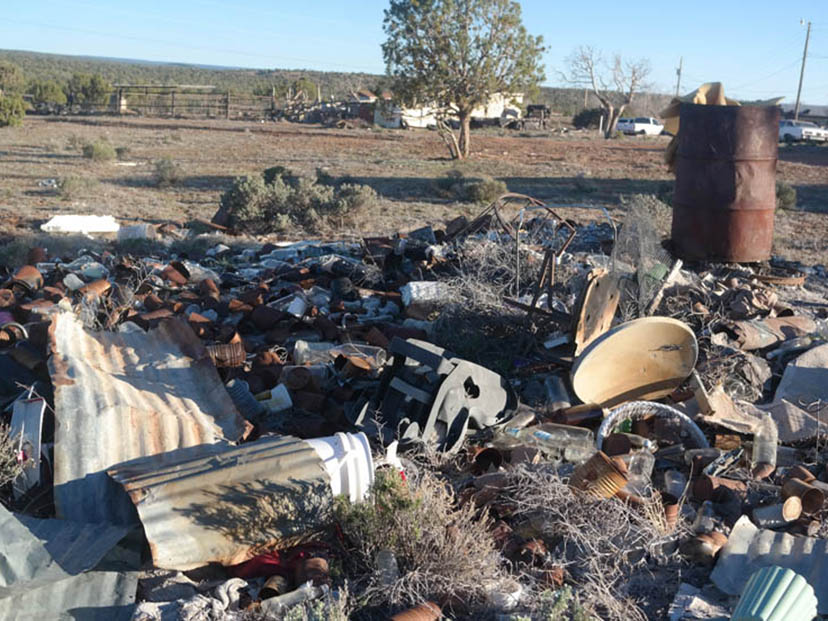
[752, 496, 802, 528]
[390, 601, 442, 621]
[680, 531, 728, 564]
[79, 279, 112, 300]
[663, 499, 679, 531]
[294, 557, 329, 586]
[206, 340, 246, 368]
[789, 517, 821, 537]
[672, 103, 780, 262]
[12, 265, 44, 293]
[259, 574, 289, 599]
[784, 465, 816, 484]
[471, 446, 503, 474]
[552, 403, 605, 426]
[282, 366, 313, 391]
[161, 264, 188, 286]
[781, 478, 825, 515]
[693, 475, 747, 502]
[570, 451, 628, 499]
[0, 289, 16, 308]
[26, 247, 48, 264]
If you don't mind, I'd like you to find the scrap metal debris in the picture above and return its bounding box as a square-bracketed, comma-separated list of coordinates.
[0, 190, 826, 619]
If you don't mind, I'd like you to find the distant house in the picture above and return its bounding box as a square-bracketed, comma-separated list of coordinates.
[354, 90, 377, 103]
[779, 103, 828, 125]
[374, 92, 524, 129]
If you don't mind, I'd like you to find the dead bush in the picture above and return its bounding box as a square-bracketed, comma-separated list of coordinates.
[502, 466, 684, 621]
[0, 424, 22, 498]
[444, 237, 545, 312]
[154, 157, 183, 188]
[333, 468, 504, 614]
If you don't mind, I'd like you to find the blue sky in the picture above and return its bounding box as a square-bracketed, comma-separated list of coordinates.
[3, 0, 827, 104]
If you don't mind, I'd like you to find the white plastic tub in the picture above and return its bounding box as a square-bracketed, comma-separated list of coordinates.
[304, 432, 374, 502]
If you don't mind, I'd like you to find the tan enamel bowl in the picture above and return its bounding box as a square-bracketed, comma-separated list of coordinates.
[571, 317, 698, 407]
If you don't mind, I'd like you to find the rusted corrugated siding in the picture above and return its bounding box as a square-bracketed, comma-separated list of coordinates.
[108, 434, 330, 570]
[49, 313, 252, 525]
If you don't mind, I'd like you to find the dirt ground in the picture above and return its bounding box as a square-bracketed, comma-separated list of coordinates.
[0, 115, 825, 265]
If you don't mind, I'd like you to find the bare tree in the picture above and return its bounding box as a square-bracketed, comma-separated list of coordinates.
[563, 46, 651, 139]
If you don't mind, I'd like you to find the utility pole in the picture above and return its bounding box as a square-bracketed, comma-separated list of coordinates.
[794, 20, 811, 120]
[675, 57, 683, 97]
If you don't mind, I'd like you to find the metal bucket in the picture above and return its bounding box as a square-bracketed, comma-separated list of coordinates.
[672, 103, 780, 262]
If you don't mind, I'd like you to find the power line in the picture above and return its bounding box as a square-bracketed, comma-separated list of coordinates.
[0, 18, 385, 73]
[727, 58, 801, 91]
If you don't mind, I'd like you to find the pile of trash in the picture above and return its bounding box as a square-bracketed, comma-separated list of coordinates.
[0, 193, 827, 620]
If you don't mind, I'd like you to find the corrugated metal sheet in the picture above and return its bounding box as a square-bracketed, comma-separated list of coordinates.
[711, 515, 828, 614]
[0, 504, 137, 620]
[0, 570, 137, 621]
[108, 434, 330, 570]
[49, 313, 253, 524]
[0, 504, 130, 594]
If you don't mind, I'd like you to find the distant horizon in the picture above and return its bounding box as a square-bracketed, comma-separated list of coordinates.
[5, 47, 827, 109]
[2, 1, 826, 104]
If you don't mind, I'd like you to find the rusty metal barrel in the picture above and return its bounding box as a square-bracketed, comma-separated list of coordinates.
[672, 103, 780, 262]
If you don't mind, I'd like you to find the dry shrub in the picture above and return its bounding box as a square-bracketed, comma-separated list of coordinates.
[154, 157, 183, 187]
[433, 169, 507, 204]
[0, 424, 22, 499]
[776, 181, 796, 210]
[333, 468, 504, 614]
[82, 139, 116, 162]
[444, 237, 545, 312]
[57, 174, 99, 200]
[502, 466, 682, 621]
[219, 169, 376, 234]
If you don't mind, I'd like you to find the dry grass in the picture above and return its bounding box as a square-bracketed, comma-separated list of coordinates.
[0, 116, 825, 262]
[502, 465, 686, 621]
[333, 468, 504, 616]
[0, 424, 23, 500]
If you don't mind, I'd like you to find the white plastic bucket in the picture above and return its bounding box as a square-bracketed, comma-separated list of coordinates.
[304, 432, 374, 502]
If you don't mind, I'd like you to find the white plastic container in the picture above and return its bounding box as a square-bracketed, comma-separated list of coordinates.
[400, 281, 450, 307]
[262, 384, 293, 413]
[118, 223, 157, 241]
[303, 432, 374, 502]
[40, 214, 120, 234]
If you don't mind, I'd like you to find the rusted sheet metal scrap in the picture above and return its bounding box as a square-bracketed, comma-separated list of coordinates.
[108, 435, 329, 570]
[49, 313, 253, 525]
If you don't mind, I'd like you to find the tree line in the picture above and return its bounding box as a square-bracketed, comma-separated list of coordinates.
[2, 1, 667, 157]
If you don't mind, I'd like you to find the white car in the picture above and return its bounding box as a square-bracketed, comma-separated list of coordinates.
[779, 119, 828, 142]
[617, 116, 664, 136]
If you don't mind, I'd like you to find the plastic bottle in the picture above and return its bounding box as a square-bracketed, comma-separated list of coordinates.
[375, 549, 399, 587]
[492, 423, 595, 463]
[293, 341, 338, 365]
[663, 469, 687, 501]
[692, 500, 716, 534]
[624, 450, 655, 496]
[751, 412, 778, 475]
[543, 375, 571, 412]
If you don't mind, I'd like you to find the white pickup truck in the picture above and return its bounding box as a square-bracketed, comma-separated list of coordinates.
[779, 119, 828, 142]
[616, 116, 664, 136]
